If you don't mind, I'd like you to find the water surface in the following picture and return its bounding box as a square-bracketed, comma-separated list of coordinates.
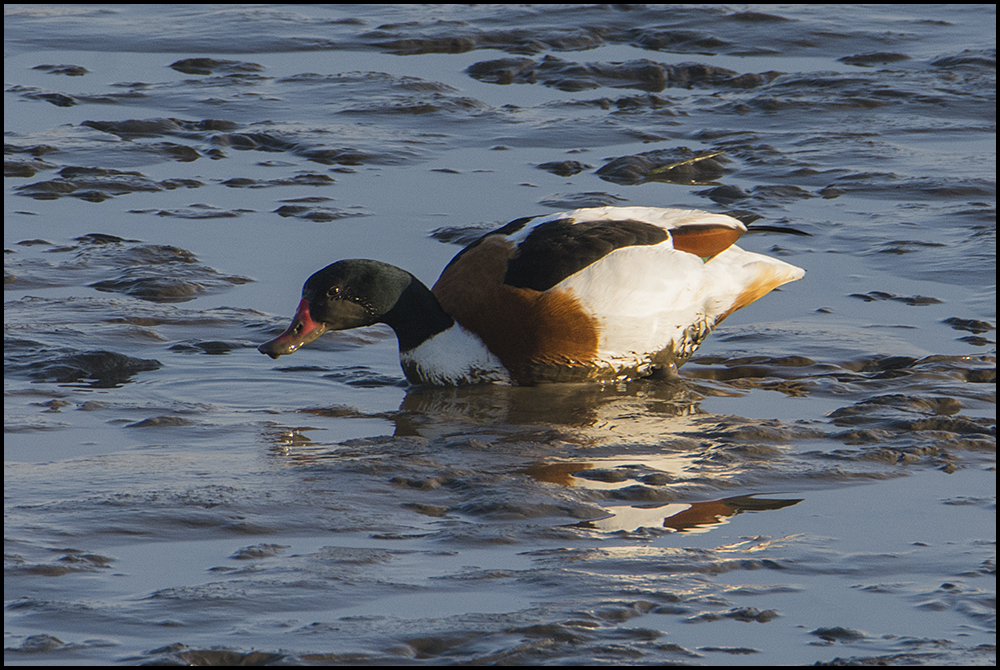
[4, 4, 995, 665]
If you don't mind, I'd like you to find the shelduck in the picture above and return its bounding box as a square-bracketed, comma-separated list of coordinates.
[258, 207, 804, 385]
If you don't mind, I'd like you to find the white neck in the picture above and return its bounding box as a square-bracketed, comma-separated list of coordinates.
[400, 324, 510, 385]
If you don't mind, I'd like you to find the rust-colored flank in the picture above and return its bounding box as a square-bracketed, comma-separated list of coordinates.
[433, 235, 600, 384]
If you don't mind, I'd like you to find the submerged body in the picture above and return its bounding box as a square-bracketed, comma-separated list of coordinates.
[259, 207, 805, 385]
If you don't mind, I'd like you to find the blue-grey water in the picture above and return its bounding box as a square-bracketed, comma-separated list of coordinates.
[4, 4, 995, 665]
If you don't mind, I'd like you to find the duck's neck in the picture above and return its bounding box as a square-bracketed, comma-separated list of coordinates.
[379, 275, 455, 352]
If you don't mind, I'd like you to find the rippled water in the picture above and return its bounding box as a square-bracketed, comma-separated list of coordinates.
[4, 4, 996, 666]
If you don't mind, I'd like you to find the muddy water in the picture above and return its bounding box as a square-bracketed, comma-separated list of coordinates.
[4, 4, 995, 665]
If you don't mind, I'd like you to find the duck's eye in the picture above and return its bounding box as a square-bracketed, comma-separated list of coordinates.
[327, 286, 341, 299]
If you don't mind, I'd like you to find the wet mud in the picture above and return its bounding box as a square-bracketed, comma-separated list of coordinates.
[4, 4, 995, 666]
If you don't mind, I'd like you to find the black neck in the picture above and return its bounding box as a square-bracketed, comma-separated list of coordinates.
[379, 276, 454, 352]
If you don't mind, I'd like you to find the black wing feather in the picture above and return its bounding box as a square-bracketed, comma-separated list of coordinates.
[504, 218, 668, 291]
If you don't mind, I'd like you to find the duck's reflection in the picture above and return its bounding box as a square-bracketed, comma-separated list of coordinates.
[522, 458, 801, 533]
[574, 494, 802, 534]
[392, 377, 706, 441]
[266, 377, 802, 537]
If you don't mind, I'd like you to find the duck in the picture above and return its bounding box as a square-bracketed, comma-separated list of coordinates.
[258, 206, 804, 385]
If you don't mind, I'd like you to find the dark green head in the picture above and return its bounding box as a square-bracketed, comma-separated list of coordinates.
[302, 259, 415, 330]
[258, 259, 453, 359]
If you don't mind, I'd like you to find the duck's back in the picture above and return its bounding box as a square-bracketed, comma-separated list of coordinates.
[432, 207, 804, 384]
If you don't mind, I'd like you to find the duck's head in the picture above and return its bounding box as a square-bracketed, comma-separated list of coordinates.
[258, 259, 414, 359]
[258, 259, 451, 359]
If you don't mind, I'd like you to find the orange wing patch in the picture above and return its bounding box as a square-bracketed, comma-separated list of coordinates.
[433, 235, 600, 384]
[670, 224, 743, 259]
